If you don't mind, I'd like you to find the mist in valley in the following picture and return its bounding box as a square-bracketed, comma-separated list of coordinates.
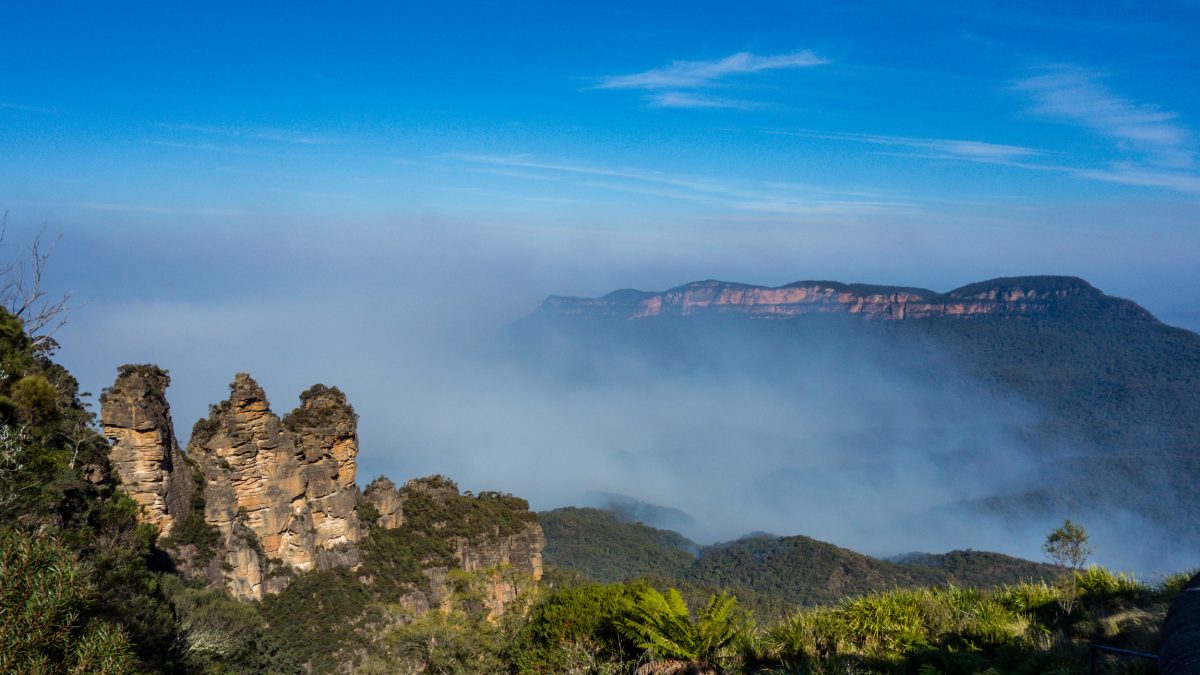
[34, 217, 1196, 577]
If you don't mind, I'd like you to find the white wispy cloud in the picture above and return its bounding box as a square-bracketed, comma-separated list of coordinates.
[78, 202, 247, 216]
[1074, 164, 1200, 193]
[446, 153, 918, 216]
[598, 50, 828, 90]
[150, 140, 275, 156]
[1015, 66, 1194, 168]
[157, 122, 331, 146]
[0, 101, 59, 114]
[594, 50, 828, 109]
[772, 125, 1200, 194]
[771, 129, 1043, 164]
[648, 91, 757, 109]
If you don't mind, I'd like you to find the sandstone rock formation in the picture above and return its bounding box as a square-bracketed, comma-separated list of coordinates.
[189, 374, 362, 599]
[286, 385, 363, 556]
[453, 522, 545, 617]
[100, 365, 193, 536]
[536, 276, 1154, 322]
[103, 368, 545, 609]
[363, 476, 405, 529]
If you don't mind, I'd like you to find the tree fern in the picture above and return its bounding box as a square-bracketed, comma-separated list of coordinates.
[617, 587, 749, 671]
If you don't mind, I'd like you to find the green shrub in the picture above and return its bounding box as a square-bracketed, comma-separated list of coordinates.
[0, 528, 136, 674]
[169, 581, 265, 671]
[507, 582, 642, 673]
[1154, 568, 1199, 603]
[1076, 566, 1147, 605]
[10, 373, 57, 422]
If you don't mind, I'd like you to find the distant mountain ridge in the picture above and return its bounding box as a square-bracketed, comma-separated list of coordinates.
[514, 274, 1200, 569]
[540, 508, 1063, 608]
[536, 275, 1156, 322]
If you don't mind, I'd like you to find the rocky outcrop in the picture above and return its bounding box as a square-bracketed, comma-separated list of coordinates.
[189, 375, 363, 599]
[286, 385, 363, 559]
[364, 475, 545, 616]
[453, 522, 545, 616]
[1162, 571, 1200, 675]
[363, 477, 405, 529]
[100, 365, 193, 536]
[537, 276, 1155, 322]
[102, 369, 545, 610]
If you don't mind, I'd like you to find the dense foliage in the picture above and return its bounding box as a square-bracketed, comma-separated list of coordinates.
[0, 529, 136, 673]
[281, 383, 356, 431]
[540, 507, 698, 582]
[0, 307, 181, 672]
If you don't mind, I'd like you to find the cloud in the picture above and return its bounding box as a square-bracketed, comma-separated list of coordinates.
[648, 92, 757, 109]
[771, 126, 1200, 194]
[770, 129, 1043, 165]
[150, 140, 276, 156]
[157, 123, 332, 146]
[446, 153, 918, 216]
[594, 50, 828, 110]
[597, 50, 828, 90]
[0, 101, 59, 114]
[78, 202, 247, 216]
[1015, 66, 1194, 168]
[1075, 164, 1200, 193]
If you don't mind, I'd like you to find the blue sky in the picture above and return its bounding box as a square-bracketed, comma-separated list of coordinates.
[2, 2, 1200, 496]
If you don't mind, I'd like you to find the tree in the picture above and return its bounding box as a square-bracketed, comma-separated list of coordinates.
[1043, 518, 1092, 617]
[0, 216, 72, 352]
[616, 587, 750, 674]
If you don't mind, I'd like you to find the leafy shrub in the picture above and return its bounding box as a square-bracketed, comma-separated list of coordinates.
[282, 383, 356, 431]
[507, 581, 642, 673]
[165, 577, 265, 671]
[1154, 568, 1199, 604]
[159, 465, 220, 570]
[11, 373, 57, 422]
[0, 528, 136, 674]
[363, 611, 502, 674]
[616, 586, 751, 670]
[1076, 566, 1147, 606]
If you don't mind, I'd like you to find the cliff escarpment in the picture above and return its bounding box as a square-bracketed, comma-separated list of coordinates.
[101, 369, 543, 607]
[536, 276, 1156, 322]
[364, 475, 544, 617]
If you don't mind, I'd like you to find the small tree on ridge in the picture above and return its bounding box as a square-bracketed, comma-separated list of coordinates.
[1043, 518, 1092, 617]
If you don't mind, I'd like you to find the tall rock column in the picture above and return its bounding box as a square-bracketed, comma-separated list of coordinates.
[100, 365, 193, 536]
[189, 374, 314, 599]
[285, 384, 364, 566]
[188, 374, 365, 599]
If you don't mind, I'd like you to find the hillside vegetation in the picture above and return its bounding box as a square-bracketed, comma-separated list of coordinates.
[540, 507, 698, 583]
[541, 508, 1063, 609]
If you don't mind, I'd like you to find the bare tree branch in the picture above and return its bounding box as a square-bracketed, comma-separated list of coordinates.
[0, 212, 73, 350]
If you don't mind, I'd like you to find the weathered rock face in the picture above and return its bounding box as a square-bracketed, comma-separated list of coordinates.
[102, 368, 545, 611]
[536, 276, 1153, 322]
[100, 365, 193, 536]
[189, 375, 363, 599]
[286, 385, 363, 559]
[365, 475, 545, 616]
[453, 522, 545, 617]
[363, 477, 405, 529]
